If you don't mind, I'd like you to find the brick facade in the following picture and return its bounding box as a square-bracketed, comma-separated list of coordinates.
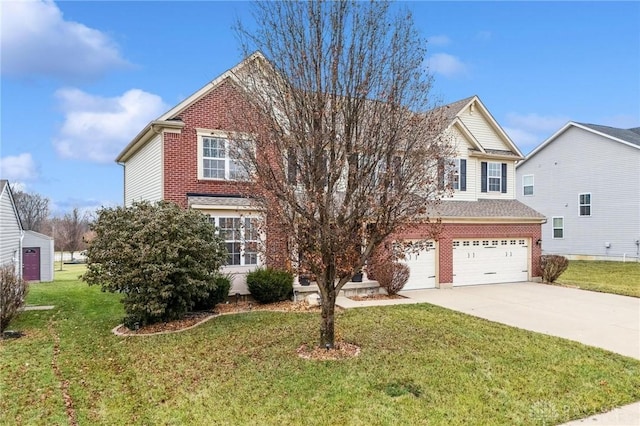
[395, 222, 543, 285]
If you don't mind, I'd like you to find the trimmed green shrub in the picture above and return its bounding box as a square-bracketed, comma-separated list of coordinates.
[83, 201, 227, 328]
[193, 274, 232, 311]
[540, 255, 569, 283]
[246, 268, 293, 304]
[0, 264, 29, 333]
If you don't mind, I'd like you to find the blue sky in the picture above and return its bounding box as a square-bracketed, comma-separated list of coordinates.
[1, 1, 638, 215]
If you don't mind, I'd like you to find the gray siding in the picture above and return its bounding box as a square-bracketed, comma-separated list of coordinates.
[0, 188, 22, 269]
[517, 126, 640, 259]
[23, 231, 54, 282]
[124, 134, 163, 206]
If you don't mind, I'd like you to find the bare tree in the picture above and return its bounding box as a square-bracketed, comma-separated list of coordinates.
[234, 1, 453, 348]
[11, 187, 50, 232]
[53, 208, 91, 262]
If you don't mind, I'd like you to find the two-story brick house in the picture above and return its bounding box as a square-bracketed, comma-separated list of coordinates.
[116, 55, 544, 294]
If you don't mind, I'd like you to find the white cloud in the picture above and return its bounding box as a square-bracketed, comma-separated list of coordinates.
[503, 113, 570, 154]
[53, 88, 168, 163]
[0, 153, 38, 182]
[428, 35, 451, 47]
[427, 53, 468, 78]
[0, 0, 129, 81]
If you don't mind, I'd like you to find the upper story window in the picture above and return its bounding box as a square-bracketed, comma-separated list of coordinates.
[198, 130, 250, 180]
[481, 161, 507, 194]
[487, 162, 501, 192]
[552, 217, 564, 239]
[522, 175, 534, 196]
[439, 158, 466, 191]
[579, 193, 591, 216]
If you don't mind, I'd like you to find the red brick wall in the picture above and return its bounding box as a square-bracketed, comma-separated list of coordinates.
[163, 79, 251, 208]
[395, 222, 542, 284]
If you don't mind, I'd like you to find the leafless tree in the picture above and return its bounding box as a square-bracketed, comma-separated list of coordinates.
[51, 208, 91, 262]
[11, 187, 50, 233]
[234, 1, 453, 348]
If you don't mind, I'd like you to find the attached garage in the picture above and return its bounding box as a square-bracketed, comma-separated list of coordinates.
[400, 240, 437, 290]
[453, 238, 529, 286]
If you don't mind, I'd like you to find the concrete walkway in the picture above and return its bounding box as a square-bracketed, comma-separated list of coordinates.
[336, 282, 640, 425]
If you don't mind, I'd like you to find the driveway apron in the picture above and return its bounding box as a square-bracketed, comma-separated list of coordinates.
[400, 282, 640, 360]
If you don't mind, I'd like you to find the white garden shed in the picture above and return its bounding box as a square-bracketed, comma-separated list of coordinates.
[22, 230, 54, 282]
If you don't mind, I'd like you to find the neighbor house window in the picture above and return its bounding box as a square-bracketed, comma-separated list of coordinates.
[579, 193, 591, 216]
[487, 162, 501, 192]
[523, 175, 534, 196]
[552, 217, 564, 239]
[209, 216, 259, 266]
[198, 130, 249, 180]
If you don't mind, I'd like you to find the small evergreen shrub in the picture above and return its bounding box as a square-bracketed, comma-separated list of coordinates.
[540, 255, 569, 283]
[246, 268, 293, 304]
[370, 256, 410, 295]
[193, 275, 232, 311]
[0, 264, 29, 333]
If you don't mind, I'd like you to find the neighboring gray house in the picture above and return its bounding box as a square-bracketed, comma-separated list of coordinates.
[516, 122, 640, 261]
[22, 231, 54, 282]
[0, 180, 23, 275]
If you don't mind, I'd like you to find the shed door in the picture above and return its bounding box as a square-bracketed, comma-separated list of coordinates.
[453, 239, 528, 286]
[23, 247, 41, 281]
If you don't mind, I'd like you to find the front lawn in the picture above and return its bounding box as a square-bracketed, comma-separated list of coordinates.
[1, 265, 639, 425]
[556, 260, 640, 298]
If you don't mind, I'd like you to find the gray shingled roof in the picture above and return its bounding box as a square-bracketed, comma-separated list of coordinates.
[431, 96, 475, 126]
[577, 123, 640, 148]
[187, 195, 253, 208]
[426, 199, 545, 219]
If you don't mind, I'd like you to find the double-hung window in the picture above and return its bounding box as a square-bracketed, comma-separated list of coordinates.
[198, 130, 249, 180]
[523, 175, 534, 196]
[579, 193, 591, 216]
[552, 217, 564, 239]
[487, 162, 501, 192]
[210, 216, 259, 266]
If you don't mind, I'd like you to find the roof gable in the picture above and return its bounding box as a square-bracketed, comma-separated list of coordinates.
[519, 121, 640, 167]
[0, 179, 23, 230]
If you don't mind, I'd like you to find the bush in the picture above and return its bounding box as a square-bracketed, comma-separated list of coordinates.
[246, 268, 293, 304]
[193, 274, 232, 311]
[82, 201, 227, 327]
[540, 255, 569, 283]
[370, 256, 410, 295]
[0, 264, 29, 333]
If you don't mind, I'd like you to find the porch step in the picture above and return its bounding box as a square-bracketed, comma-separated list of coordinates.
[293, 280, 383, 301]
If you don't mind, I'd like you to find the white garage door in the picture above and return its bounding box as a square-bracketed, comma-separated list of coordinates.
[453, 238, 529, 286]
[400, 241, 436, 290]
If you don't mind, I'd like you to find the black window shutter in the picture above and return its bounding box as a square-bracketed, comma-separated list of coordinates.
[460, 159, 467, 191]
[437, 158, 445, 190]
[501, 163, 507, 193]
[481, 161, 487, 193]
[287, 148, 297, 184]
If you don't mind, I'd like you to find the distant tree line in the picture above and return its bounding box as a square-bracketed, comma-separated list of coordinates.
[11, 186, 92, 261]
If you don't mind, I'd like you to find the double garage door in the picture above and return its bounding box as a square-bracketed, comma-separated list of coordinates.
[453, 238, 529, 286]
[400, 238, 530, 290]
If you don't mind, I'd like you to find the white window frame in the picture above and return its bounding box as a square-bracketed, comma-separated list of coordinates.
[522, 175, 534, 196]
[487, 162, 501, 192]
[208, 214, 262, 267]
[446, 158, 460, 190]
[579, 193, 591, 217]
[197, 129, 251, 181]
[552, 216, 564, 239]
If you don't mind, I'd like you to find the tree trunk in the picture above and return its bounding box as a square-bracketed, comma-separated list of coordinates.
[319, 287, 337, 348]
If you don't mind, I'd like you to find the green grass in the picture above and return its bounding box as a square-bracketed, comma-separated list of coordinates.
[556, 260, 640, 297]
[1, 265, 640, 425]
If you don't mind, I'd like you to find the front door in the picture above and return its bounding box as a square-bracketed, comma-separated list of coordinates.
[22, 247, 41, 281]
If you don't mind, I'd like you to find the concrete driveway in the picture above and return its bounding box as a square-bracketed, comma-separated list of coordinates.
[399, 282, 640, 360]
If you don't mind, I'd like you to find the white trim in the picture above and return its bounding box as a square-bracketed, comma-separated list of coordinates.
[578, 192, 592, 217]
[522, 174, 534, 196]
[552, 216, 564, 239]
[196, 129, 252, 181]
